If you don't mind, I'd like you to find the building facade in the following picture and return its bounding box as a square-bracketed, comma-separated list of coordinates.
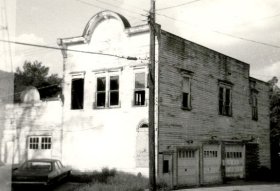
[0, 10, 270, 189]
[54, 10, 271, 187]
[157, 31, 270, 187]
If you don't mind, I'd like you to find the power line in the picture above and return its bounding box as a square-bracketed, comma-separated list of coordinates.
[156, 12, 280, 49]
[75, 0, 145, 23]
[157, 0, 204, 11]
[0, 39, 148, 61]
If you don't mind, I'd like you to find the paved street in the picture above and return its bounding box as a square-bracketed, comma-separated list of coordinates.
[176, 183, 280, 191]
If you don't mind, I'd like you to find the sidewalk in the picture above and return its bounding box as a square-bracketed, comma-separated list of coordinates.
[175, 182, 280, 191]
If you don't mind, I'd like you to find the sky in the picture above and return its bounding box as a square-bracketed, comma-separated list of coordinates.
[2, 0, 280, 83]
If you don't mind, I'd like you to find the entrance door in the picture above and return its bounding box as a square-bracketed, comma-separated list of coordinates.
[225, 144, 245, 178]
[177, 149, 199, 186]
[162, 154, 173, 186]
[203, 144, 222, 184]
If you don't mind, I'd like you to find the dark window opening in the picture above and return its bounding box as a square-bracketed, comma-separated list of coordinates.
[219, 86, 232, 116]
[135, 90, 145, 105]
[97, 77, 106, 107]
[134, 73, 146, 106]
[163, 160, 169, 173]
[71, 78, 84, 110]
[109, 76, 119, 106]
[252, 95, 258, 120]
[182, 92, 189, 108]
[182, 77, 191, 109]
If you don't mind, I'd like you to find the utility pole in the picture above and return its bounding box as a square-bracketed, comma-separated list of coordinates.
[148, 0, 156, 190]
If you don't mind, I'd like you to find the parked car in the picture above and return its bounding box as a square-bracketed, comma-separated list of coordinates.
[12, 159, 71, 187]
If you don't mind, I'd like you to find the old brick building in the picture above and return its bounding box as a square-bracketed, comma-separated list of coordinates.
[57, 11, 270, 187]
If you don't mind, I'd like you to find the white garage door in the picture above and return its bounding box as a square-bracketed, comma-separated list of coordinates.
[27, 136, 52, 159]
[225, 144, 245, 178]
[177, 149, 199, 186]
[203, 144, 222, 184]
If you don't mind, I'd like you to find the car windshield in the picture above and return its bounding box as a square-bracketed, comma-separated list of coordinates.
[20, 161, 52, 171]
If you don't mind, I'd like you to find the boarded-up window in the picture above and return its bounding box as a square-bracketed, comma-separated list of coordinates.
[109, 76, 119, 106]
[97, 77, 106, 107]
[219, 86, 232, 116]
[134, 72, 146, 106]
[71, 78, 84, 110]
[182, 77, 191, 109]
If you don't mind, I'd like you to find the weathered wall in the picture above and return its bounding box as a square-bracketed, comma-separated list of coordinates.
[60, 15, 150, 175]
[157, 30, 270, 170]
[0, 100, 63, 164]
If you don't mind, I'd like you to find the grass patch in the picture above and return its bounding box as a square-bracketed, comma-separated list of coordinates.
[70, 168, 149, 191]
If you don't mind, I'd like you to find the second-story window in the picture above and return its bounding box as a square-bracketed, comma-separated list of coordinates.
[109, 76, 119, 106]
[71, 78, 84, 110]
[97, 77, 106, 107]
[95, 72, 120, 108]
[251, 94, 258, 121]
[219, 85, 232, 116]
[134, 72, 146, 106]
[182, 77, 191, 110]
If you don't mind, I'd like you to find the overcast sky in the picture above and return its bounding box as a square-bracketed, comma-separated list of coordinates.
[4, 0, 280, 83]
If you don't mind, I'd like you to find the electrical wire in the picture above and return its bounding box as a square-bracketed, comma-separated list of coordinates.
[75, 0, 145, 23]
[157, 0, 204, 11]
[0, 39, 148, 61]
[155, 12, 280, 49]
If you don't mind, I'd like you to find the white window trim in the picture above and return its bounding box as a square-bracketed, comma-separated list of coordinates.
[94, 69, 121, 109]
[28, 136, 52, 150]
[133, 68, 148, 107]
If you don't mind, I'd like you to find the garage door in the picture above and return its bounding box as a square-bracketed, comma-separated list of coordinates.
[177, 149, 199, 186]
[27, 136, 52, 159]
[203, 144, 222, 184]
[225, 144, 245, 178]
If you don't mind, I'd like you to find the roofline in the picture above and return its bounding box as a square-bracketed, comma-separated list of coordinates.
[249, 76, 269, 85]
[57, 24, 150, 47]
[160, 29, 250, 68]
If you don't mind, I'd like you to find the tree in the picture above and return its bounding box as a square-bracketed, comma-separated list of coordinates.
[268, 76, 280, 174]
[14, 60, 62, 102]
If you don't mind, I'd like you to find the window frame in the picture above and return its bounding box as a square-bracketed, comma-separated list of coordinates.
[181, 75, 192, 110]
[134, 72, 147, 106]
[94, 70, 121, 109]
[96, 77, 107, 108]
[70, 75, 85, 110]
[109, 75, 120, 107]
[218, 81, 233, 117]
[29, 136, 52, 150]
[251, 91, 258, 121]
